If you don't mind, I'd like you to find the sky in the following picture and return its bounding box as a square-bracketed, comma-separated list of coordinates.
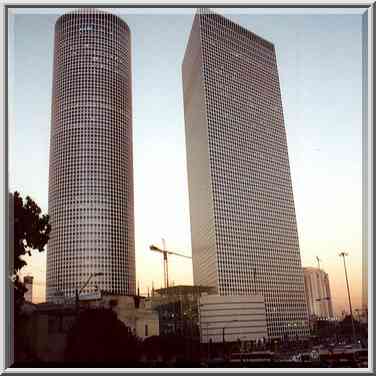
[8, 7, 365, 315]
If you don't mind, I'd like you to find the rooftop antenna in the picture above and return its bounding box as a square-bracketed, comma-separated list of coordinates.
[316, 256, 322, 271]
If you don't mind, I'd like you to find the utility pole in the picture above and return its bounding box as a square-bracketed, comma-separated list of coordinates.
[339, 251, 356, 344]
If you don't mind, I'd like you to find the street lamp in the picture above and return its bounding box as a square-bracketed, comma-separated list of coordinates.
[338, 251, 356, 344]
[75, 272, 104, 314]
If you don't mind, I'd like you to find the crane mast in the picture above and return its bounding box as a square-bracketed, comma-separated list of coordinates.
[149, 239, 192, 289]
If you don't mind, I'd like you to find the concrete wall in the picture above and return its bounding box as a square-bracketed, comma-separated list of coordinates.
[135, 315, 160, 339]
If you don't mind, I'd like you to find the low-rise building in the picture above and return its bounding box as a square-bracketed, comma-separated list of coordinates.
[16, 293, 159, 363]
[151, 285, 214, 337]
[198, 295, 268, 343]
[16, 302, 77, 363]
[51, 291, 160, 339]
[93, 294, 159, 339]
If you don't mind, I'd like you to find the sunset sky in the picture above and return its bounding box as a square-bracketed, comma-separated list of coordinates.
[8, 7, 365, 315]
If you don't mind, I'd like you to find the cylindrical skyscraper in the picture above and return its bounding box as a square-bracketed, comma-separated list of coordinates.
[47, 9, 135, 301]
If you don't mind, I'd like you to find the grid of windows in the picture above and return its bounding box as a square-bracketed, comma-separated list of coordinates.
[303, 267, 334, 319]
[182, 9, 309, 338]
[47, 9, 135, 301]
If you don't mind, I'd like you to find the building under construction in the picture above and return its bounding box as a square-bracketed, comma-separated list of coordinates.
[151, 285, 215, 337]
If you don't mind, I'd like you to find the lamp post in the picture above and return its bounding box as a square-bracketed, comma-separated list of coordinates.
[338, 252, 356, 344]
[75, 272, 104, 314]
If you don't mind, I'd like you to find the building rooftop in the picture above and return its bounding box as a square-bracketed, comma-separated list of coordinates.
[155, 285, 215, 296]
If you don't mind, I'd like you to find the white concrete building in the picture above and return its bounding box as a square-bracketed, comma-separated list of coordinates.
[303, 267, 333, 318]
[47, 9, 135, 301]
[198, 295, 267, 343]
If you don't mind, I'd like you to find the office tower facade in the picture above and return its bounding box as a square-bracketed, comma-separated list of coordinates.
[47, 9, 135, 301]
[303, 267, 334, 318]
[182, 9, 309, 338]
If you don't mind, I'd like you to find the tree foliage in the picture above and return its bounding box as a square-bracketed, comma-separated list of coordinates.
[65, 308, 140, 364]
[142, 334, 186, 361]
[11, 191, 51, 364]
[338, 315, 366, 338]
[12, 191, 51, 275]
[11, 191, 51, 315]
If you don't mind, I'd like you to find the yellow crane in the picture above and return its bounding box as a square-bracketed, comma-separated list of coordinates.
[149, 238, 192, 289]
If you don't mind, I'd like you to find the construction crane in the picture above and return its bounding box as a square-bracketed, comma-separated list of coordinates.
[149, 238, 192, 289]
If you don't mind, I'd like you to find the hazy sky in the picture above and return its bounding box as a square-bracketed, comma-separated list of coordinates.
[8, 7, 365, 315]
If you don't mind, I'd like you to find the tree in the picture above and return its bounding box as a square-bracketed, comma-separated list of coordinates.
[65, 308, 140, 364]
[11, 191, 51, 307]
[10, 191, 51, 364]
[12, 191, 51, 274]
[141, 334, 186, 362]
[313, 317, 336, 339]
[339, 315, 363, 338]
